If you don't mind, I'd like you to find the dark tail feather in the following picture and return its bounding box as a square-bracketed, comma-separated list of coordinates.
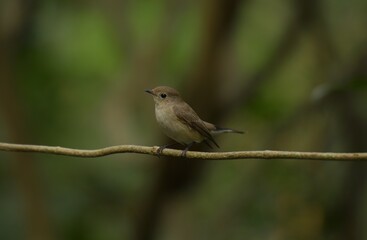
[212, 126, 245, 135]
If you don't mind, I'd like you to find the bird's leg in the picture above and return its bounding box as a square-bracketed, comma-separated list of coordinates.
[180, 142, 195, 158]
[157, 142, 180, 156]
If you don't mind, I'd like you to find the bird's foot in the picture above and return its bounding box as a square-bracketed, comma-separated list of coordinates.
[180, 149, 188, 158]
[156, 143, 179, 157]
[156, 145, 166, 156]
[180, 142, 195, 158]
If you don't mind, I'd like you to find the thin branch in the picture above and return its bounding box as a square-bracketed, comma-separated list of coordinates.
[0, 142, 366, 161]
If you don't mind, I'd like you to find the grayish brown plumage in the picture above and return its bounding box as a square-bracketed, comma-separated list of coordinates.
[145, 86, 243, 157]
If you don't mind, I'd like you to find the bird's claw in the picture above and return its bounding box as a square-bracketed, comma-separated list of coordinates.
[180, 149, 188, 158]
[156, 146, 165, 157]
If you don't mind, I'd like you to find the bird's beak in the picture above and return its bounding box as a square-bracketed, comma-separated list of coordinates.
[145, 89, 155, 96]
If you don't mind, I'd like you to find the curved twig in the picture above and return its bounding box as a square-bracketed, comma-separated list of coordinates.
[0, 142, 366, 161]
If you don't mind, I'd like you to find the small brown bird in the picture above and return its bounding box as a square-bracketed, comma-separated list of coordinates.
[145, 86, 243, 157]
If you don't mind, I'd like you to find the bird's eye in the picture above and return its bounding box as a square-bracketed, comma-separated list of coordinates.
[160, 93, 167, 99]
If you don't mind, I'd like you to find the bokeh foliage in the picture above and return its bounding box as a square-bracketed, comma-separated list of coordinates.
[0, 0, 366, 240]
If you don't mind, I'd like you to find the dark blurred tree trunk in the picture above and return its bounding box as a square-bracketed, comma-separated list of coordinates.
[185, 0, 243, 117]
[133, 1, 243, 240]
[0, 1, 55, 240]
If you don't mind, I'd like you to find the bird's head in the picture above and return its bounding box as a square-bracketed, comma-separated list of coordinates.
[145, 86, 182, 105]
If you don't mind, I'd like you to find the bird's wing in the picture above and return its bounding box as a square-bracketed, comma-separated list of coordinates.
[173, 103, 219, 148]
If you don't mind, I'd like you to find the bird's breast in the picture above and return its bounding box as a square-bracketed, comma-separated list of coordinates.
[155, 104, 203, 144]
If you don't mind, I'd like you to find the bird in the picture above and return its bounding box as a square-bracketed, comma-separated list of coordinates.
[145, 86, 243, 157]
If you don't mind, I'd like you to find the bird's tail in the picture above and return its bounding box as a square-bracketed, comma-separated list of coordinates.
[211, 125, 245, 135]
[203, 121, 245, 135]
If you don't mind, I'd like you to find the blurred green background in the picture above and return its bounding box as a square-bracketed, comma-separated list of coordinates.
[0, 0, 367, 240]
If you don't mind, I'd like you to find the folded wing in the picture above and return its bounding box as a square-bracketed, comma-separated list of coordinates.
[173, 103, 220, 148]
